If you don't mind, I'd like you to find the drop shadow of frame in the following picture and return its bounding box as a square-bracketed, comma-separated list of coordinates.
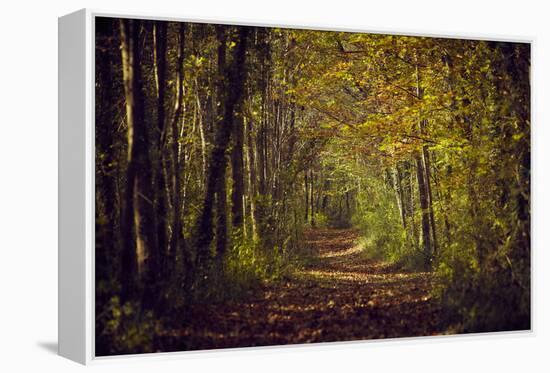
[36, 341, 58, 355]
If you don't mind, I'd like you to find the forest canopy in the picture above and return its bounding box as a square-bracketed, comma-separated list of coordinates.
[95, 17, 530, 355]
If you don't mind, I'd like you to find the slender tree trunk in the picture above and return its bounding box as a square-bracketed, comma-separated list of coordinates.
[310, 169, 316, 227]
[431, 154, 452, 244]
[153, 21, 169, 274]
[407, 161, 418, 246]
[170, 23, 186, 272]
[338, 195, 343, 222]
[214, 26, 228, 259]
[119, 19, 158, 299]
[422, 147, 438, 255]
[415, 153, 432, 267]
[231, 63, 246, 231]
[304, 171, 309, 222]
[257, 28, 270, 199]
[414, 58, 435, 267]
[194, 84, 208, 186]
[392, 165, 406, 229]
[95, 19, 121, 293]
[322, 179, 330, 211]
[315, 171, 322, 211]
[196, 26, 249, 264]
[345, 191, 351, 216]
[244, 112, 258, 239]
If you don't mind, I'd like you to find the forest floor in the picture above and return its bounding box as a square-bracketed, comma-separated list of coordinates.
[158, 228, 443, 352]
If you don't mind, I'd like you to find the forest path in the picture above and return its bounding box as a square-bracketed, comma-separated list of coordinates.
[163, 228, 442, 351]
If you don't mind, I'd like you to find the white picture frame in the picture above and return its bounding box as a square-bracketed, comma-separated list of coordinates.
[58, 8, 533, 365]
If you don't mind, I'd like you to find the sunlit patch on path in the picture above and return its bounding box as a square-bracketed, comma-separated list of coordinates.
[158, 228, 442, 351]
[318, 243, 363, 258]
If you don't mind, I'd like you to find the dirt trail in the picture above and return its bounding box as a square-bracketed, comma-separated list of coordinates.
[160, 228, 442, 351]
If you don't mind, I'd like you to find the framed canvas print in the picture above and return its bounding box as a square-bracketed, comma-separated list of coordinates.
[59, 8, 531, 364]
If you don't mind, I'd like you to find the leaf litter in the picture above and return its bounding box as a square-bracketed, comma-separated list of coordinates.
[156, 228, 443, 351]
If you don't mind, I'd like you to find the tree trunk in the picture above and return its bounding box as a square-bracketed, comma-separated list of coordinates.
[214, 26, 228, 259]
[257, 28, 270, 199]
[422, 146, 438, 256]
[119, 19, 158, 299]
[196, 26, 249, 265]
[407, 161, 418, 244]
[431, 153, 452, 244]
[415, 153, 432, 268]
[310, 169, 316, 227]
[194, 84, 208, 186]
[231, 62, 246, 231]
[414, 58, 435, 267]
[170, 23, 186, 273]
[304, 171, 309, 222]
[153, 21, 169, 273]
[392, 165, 406, 229]
[95, 18, 121, 294]
[245, 115, 258, 239]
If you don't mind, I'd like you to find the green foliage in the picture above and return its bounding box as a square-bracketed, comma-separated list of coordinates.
[198, 231, 296, 302]
[434, 214, 530, 332]
[223, 236, 270, 294]
[96, 297, 158, 355]
[312, 212, 329, 228]
[351, 177, 418, 269]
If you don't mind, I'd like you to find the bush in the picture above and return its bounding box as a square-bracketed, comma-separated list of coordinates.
[312, 212, 329, 228]
[433, 216, 530, 332]
[96, 296, 158, 355]
[351, 184, 416, 269]
[196, 231, 296, 302]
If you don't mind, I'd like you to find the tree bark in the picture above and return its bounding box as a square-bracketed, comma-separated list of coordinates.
[415, 153, 432, 267]
[214, 26, 228, 259]
[414, 58, 435, 267]
[422, 146, 438, 255]
[392, 165, 406, 229]
[310, 169, 316, 227]
[170, 23, 186, 271]
[153, 21, 169, 273]
[95, 18, 121, 293]
[245, 115, 258, 239]
[231, 60, 246, 231]
[196, 26, 249, 264]
[304, 171, 309, 222]
[119, 19, 158, 298]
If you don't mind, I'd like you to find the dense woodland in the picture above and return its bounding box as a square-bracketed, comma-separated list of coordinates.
[95, 17, 530, 355]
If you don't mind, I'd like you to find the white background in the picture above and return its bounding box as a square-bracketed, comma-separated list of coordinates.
[0, 0, 548, 371]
